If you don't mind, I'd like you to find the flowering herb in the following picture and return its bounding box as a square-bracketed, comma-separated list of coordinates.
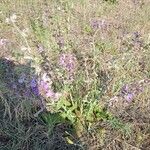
[119, 79, 149, 103]
[59, 53, 77, 82]
[90, 19, 108, 30]
[124, 93, 134, 102]
[38, 80, 61, 101]
[30, 78, 39, 96]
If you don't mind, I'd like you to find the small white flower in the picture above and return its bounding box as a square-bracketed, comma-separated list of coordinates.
[5, 18, 10, 23]
[22, 28, 30, 37]
[10, 14, 17, 23]
[21, 46, 28, 51]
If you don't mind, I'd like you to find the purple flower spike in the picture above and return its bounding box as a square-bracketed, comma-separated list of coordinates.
[40, 81, 49, 90]
[30, 78, 37, 87]
[31, 87, 39, 96]
[59, 53, 77, 83]
[46, 90, 55, 98]
[46, 90, 62, 101]
[91, 19, 108, 30]
[59, 53, 77, 72]
[124, 93, 134, 102]
[30, 78, 39, 96]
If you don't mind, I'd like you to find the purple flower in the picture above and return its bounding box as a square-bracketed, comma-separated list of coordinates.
[90, 19, 108, 30]
[12, 83, 17, 89]
[59, 53, 77, 75]
[120, 85, 129, 95]
[38, 80, 62, 100]
[30, 78, 39, 96]
[124, 93, 134, 102]
[46, 90, 62, 101]
[46, 90, 55, 98]
[39, 80, 49, 92]
[31, 86, 39, 96]
[30, 78, 38, 87]
[59, 54, 76, 70]
[59, 53, 77, 82]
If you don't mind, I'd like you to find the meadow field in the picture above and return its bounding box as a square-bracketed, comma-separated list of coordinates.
[0, 0, 150, 149]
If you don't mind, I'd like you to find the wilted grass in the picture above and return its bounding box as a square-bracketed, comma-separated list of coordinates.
[0, 0, 150, 150]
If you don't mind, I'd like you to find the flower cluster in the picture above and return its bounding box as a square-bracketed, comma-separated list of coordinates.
[59, 53, 77, 72]
[30, 78, 39, 96]
[38, 80, 61, 101]
[59, 53, 77, 82]
[17, 73, 61, 101]
[109, 79, 149, 107]
[120, 85, 135, 102]
[90, 19, 108, 30]
[119, 79, 150, 102]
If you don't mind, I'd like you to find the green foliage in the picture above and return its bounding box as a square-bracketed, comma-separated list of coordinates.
[41, 112, 65, 134]
[107, 117, 132, 135]
[83, 25, 93, 35]
[56, 98, 77, 123]
[30, 19, 49, 45]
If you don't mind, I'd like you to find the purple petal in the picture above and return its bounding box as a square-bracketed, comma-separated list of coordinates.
[31, 86, 39, 96]
[46, 90, 55, 98]
[30, 78, 37, 87]
[124, 93, 134, 102]
[40, 81, 49, 91]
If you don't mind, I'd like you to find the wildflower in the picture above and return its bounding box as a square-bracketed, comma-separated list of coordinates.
[10, 14, 17, 23]
[31, 87, 39, 96]
[6, 14, 17, 23]
[38, 80, 62, 100]
[124, 93, 134, 102]
[38, 80, 49, 94]
[91, 19, 108, 30]
[120, 85, 129, 95]
[46, 90, 55, 98]
[24, 89, 31, 97]
[59, 53, 77, 72]
[12, 83, 17, 89]
[30, 78, 39, 96]
[46, 90, 62, 101]
[59, 53, 77, 82]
